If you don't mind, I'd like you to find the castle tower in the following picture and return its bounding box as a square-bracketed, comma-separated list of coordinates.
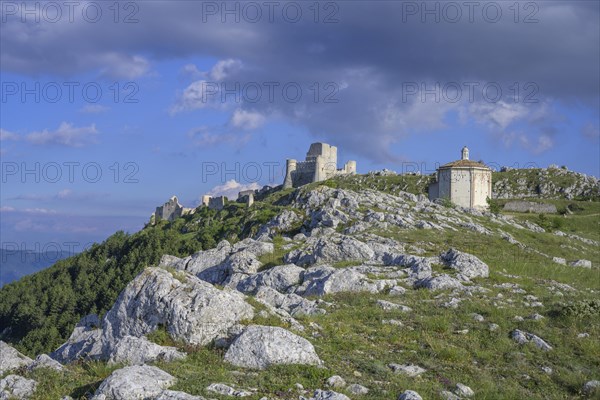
[283, 159, 297, 189]
[461, 146, 469, 160]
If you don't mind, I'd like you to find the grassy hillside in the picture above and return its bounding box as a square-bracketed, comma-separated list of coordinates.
[1, 172, 599, 399]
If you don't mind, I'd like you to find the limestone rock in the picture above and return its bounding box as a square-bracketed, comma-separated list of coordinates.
[583, 380, 600, 395]
[234, 264, 304, 294]
[415, 274, 464, 290]
[27, 354, 64, 372]
[511, 330, 552, 351]
[441, 248, 489, 279]
[91, 365, 176, 400]
[347, 384, 369, 395]
[224, 325, 322, 369]
[569, 259, 592, 268]
[326, 375, 346, 388]
[299, 267, 391, 297]
[454, 383, 475, 397]
[50, 315, 104, 363]
[398, 390, 423, 400]
[156, 391, 206, 400]
[0, 341, 33, 375]
[102, 268, 254, 349]
[255, 287, 325, 317]
[107, 336, 186, 365]
[440, 391, 460, 400]
[206, 383, 251, 397]
[285, 235, 374, 266]
[309, 389, 351, 400]
[377, 300, 412, 312]
[0, 375, 37, 400]
[388, 363, 426, 377]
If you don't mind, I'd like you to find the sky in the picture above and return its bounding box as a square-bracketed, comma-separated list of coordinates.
[1, 0, 599, 251]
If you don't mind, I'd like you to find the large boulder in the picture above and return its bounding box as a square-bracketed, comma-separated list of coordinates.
[0, 375, 37, 400]
[285, 235, 375, 266]
[0, 341, 33, 375]
[255, 287, 325, 317]
[102, 268, 254, 349]
[224, 325, 322, 369]
[415, 274, 464, 290]
[234, 264, 305, 294]
[441, 249, 489, 279]
[91, 365, 175, 400]
[107, 336, 185, 365]
[298, 268, 391, 296]
[51, 315, 103, 363]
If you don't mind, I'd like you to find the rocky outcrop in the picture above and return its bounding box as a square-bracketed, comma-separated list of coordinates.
[224, 325, 322, 369]
[441, 248, 489, 279]
[27, 354, 64, 372]
[50, 315, 103, 363]
[0, 341, 33, 375]
[234, 264, 305, 294]
[0, 375, 37, 400]
[285, 234, 375, 266]
[255, 287, 325, 317]
[107, 336, 185, 365]
[511, 329, 552, 351]
[102, 267, 254, 349]
[503, 201, 557, 213]
[296, 267, 392, 296]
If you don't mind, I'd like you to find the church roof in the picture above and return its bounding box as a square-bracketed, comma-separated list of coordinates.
[439, 159, 490, 169]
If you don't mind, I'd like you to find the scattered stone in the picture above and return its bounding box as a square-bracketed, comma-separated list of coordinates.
[454, 383, 475, 397]
[155, 390, 206, 400]
[471, 313, 485, 322]
[309, 389, 351, 400]
[376, 300, 412, 312]
[511, 329, 552, 351]
[388, 363, 426, 377]
[440, 390, 460, 400]
[224, 325, 321, 369]
[569, 259, 592, 269]
[552, 257, 566, 265]
[488, 323, 500, 332]
[0, 341, 33, 375]
[0, 375, 37, 400]
[527, 313, 544, 321]
[326, 376, 346, 388]
[398, 390, 423, 400]
[382, 319, 404, 326]
[540, 366, 553, 374]
[389, 286, 407, 296]
[583, 380, 600, 395]
[441, 248, 489, 279]
[347, 384, 369, 395]
[577, 333, 590, 339]
[206, 383, 251, 397]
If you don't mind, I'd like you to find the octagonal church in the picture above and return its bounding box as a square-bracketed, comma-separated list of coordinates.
[428, 146, 492, 209]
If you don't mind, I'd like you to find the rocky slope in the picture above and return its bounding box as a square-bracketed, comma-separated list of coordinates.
[0, 175, 599, 399]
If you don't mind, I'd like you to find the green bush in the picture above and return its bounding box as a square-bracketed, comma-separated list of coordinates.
[486, 197, 502, 214]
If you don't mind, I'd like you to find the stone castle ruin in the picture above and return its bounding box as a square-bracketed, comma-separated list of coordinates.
[283, 142, 356, 189]
[428, 146, 492, 209]
[152, 196, 194, 223]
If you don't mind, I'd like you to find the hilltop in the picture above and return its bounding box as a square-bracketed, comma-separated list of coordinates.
[0, 169, 598, 400]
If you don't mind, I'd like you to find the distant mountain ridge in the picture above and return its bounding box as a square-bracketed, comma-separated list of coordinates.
[0, 249, 74, 287]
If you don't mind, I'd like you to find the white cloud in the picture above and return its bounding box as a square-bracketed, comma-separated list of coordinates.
[0, 206, 57, 215]
[0, 128, 20, 141]
[230, 109, 266, 130]
[519, 133, 554, 154]
[26, 122, 98, 147]
[468, 101, 528, 130]
[98, 53, 150, 79]
[171, 80, 217, 114]
[206, 179, 261, 200]
[209, 59, 243, 81]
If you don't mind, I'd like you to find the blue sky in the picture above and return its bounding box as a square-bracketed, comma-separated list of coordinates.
[1, 0, 599, 250]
